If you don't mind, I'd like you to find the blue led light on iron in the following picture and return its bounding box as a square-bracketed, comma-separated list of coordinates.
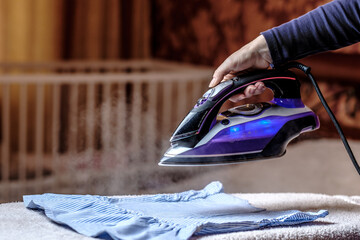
[272, 98, 304, 108]
[259, 119, 271, 126]
[225, 116, 285, 140]
[229, 126, 240, 133]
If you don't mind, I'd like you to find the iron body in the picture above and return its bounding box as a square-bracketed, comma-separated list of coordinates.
[159, 69, 319, 166]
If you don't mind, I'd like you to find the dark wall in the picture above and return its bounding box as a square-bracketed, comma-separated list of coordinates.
[152, 0, 330, 66]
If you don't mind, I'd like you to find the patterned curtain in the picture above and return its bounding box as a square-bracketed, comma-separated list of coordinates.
[0, 0, 151, 62]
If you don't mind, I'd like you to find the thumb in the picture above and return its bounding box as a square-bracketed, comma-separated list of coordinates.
[210, 63, 229, 88]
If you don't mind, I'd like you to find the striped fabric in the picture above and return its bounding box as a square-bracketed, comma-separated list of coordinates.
[23, 182, 328, 240]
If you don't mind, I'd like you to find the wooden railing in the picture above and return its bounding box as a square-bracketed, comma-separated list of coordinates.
[0, 60, 212, 202]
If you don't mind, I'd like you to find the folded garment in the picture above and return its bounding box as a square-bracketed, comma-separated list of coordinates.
[23, 181, 328, 240]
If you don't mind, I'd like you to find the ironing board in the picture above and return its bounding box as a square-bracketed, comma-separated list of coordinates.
[1, 192, 359, 240]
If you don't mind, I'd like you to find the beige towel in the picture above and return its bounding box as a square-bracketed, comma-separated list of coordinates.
[1, 192, 359, 240]
[196, 193, 360, 240]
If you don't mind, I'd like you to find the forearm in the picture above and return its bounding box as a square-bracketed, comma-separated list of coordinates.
[262, 0, 360, 66]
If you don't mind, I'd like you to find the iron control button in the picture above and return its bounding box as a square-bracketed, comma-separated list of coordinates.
[221, 119, 230, 125]
[195, 97, 208, 107]
[202, 88, 214, 98]
[195, 89, 214, 107]
[210, 80, 234, 100]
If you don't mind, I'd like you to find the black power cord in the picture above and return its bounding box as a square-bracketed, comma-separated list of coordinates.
[282, 62, 360, 175]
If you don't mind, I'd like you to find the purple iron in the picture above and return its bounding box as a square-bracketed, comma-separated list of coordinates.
[159, 62, 360, 176]
[159, 66, 320, 166]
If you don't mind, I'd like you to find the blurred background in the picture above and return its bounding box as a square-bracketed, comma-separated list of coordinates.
[0, 0, 360, 203]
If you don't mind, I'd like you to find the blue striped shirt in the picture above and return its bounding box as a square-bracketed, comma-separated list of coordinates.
[24, 181, 328, 240]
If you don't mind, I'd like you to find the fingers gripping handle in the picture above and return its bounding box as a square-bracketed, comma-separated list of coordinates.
[231, 71, 301, 99]
[171, 69, 301, 147]
[197, 70, 300, 109]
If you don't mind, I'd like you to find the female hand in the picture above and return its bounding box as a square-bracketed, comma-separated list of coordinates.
[210, 35, 272, 101]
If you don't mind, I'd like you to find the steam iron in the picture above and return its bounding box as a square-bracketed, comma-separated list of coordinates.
[159, 67, 319, 166]
[159, 62, 360, 175]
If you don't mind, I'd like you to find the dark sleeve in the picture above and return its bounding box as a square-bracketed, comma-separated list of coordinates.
[261, 0, 360, 66]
